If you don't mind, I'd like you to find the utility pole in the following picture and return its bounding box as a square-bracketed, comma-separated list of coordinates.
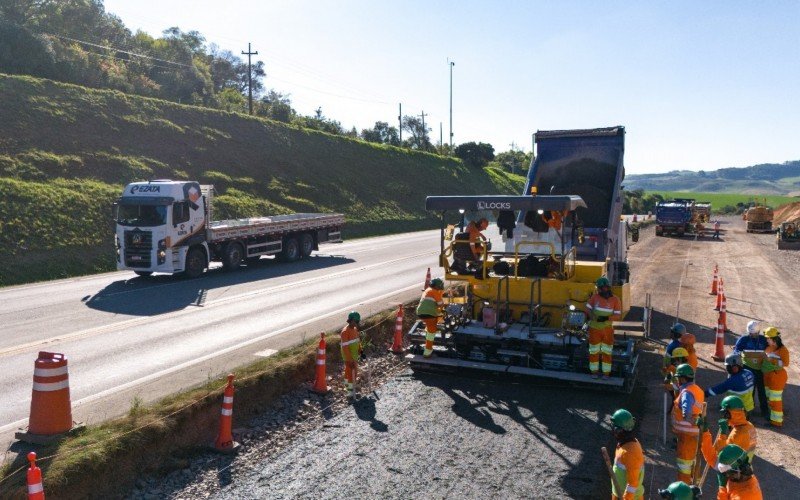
[448, 58, 455, 151]
[241, 43, 258, 115]
[419, 110, 427, 147]
[509, 141, 517, 174]
[398, 103, 402, 143]
[439, 122, 443, 152]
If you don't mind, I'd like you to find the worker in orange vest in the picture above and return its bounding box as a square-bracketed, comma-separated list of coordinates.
[340, 311, 363, 399]
[762, 326, 790, 427]
[585, 276, 622, 379]
[702, 444, 762, 499]
[416, 278, 445, 358]
[671, 364, 705, 483]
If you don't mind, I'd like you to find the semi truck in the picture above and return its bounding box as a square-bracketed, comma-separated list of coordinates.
[745, 203, 773, 233]
[406, 126, 648, 391]
[655, 199, 694, 236]
[113, 180, 344, 278]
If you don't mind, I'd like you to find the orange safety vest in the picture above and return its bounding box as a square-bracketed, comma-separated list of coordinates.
[585, 293, 622, 328]
[340, 325, 360, 362]
[680, 333, 698, 370]
[672, 383, 705, 434]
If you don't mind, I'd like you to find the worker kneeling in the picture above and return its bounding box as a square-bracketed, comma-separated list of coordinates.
[585, 277, 622, 379]
[671, 363, 704, 483]
[340, 311, 363, 399]
[610, 409, 644, 500]
[416, 278, 445, 358]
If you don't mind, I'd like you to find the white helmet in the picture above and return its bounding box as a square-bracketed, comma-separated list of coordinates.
[746, 320, 759, 335]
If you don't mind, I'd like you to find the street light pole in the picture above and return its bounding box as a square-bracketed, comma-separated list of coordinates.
[448, 58, 454, 151]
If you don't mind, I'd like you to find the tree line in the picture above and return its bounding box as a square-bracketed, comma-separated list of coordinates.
[0, 0, 529, 174]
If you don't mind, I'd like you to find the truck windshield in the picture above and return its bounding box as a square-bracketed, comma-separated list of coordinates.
[116, 204, 167, 227]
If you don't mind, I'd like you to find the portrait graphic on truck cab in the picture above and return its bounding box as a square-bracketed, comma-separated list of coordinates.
[182, 182, 202, 211]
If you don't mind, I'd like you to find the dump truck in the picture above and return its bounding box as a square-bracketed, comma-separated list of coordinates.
[745, 204, 773, 233]
[655, 199, 694, 236]
[113, 180, 344, 278]
[407, 126, 648, 391]
[777, 222, 800, 250]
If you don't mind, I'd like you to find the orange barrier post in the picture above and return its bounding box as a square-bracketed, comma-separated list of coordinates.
[709, 265, 719, 295]
[423, 267, 431, 290]
[389, 304, 405, 354]
[27, 452, 44, 500]
[712, 315, 726, 361]
[214, 374, 240, 453]
[312, 333, 330, 394]
[714, 278, 724, 311]
[719, 294, 728, 332]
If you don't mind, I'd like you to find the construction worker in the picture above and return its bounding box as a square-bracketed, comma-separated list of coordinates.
[663, 324, 697, 373]
[671, 363, 705, 483]
[416, 278, 445, 358]
[761, 326, 790, 427]
[585, 276, 622, 379]
[657, 481, 701, 499]
[713, 220, 721, 239]
[340, 311, 363, 398]
[610, 409, 644, 500]
[466, 218, 489, 261]
[664, 347, 690, 403]
[732, 321, 769, 418]
[705, 354, 755, 413]
[702, 444, 762, 499]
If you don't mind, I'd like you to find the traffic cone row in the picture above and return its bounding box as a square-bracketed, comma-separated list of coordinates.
[27, 452, 44, 500]
[214, 374, 240, 453]
[312, 333, 330, 394]
[709, 265, 718, 295]
[389, 304, 405, 354]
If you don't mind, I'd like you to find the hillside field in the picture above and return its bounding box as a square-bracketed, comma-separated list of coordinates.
[647, 191, 798, 210]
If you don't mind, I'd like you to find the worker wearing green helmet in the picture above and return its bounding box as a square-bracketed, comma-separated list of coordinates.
[610, 409, 644, 499]
[340, 311, 363, 398]
[657, 481, 701, 499]
[701, 444, 762, 498]
[671, 363, 705, 484]
[416, 277, 445, 358]
[584, 276, 621, 379]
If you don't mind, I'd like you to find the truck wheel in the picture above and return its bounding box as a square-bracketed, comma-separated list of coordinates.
[134, 271, 152, 277]
[222, 242, 244, 271]
[184, 248, 206, 279]
[300, 233, 314, 258]
[278, 237, 300, 262]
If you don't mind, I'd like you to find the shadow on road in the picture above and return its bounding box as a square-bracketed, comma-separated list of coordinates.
[84, 255, 353, 316]
[353, 396, 389, 432]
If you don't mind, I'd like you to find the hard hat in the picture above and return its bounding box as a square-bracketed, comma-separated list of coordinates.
[347, 311, 361, 323]
[724, 353, 743, 368]
[746, 320, 759, 335]
[763, 326, 780, 338]
[671, 347, 689, 359]
[717, 444, 748, 473]
[670, 323, 687, 335]
[596, 277, 610, 287]
[657, 481, 700, 500]
[611, 409, 635, 431]
[720, 395, 745, 411]
[429, 278, 444, 290]
[675, 363, 694, 378]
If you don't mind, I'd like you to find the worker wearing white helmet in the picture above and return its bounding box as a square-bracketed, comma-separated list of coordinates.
[732, 321, 769, 418]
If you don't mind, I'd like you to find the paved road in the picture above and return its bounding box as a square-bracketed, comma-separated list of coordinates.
[0, 230, 439, 447]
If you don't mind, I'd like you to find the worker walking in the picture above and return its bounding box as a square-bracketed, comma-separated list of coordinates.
[713, 220, 721, 239]
[705, 354, 755, 413]
[671, 364, 705, 483]
[761, 326, 790, 427]
[416, 278, 445, 358]
[699, 395, 758, 499]
[657, 481, 701, 499]
[585, 277, 622, 379]
[340, 311, 363, 399]
[732, 321, 769, 418]
[702, 444, 762, 499]
[610, 409, 644, 500]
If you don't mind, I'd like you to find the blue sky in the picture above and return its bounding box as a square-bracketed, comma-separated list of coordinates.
[103, 0, 799, 174]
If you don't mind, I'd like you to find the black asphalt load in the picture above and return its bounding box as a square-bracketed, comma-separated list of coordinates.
[212, 369, 649, 499]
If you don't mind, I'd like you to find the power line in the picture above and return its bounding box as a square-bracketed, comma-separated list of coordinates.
[43, 33, 194, 68]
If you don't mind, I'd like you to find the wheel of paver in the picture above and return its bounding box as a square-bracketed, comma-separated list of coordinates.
[300, 233, 314, 258]
[222, 242, 244, 271]
[184, 248, 206, 278]
[278, 237, 300, 262]
[134, 271, 152, 277]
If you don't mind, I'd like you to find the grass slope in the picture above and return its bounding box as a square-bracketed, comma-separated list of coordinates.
[647, 191, 798, 210]
[0, 74, 526, 286]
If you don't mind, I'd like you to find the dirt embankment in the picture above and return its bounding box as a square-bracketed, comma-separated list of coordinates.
[774, 201, 800, 224]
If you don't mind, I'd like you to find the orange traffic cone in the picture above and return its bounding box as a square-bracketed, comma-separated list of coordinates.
[16, 352, 76, 444]
[423, 267, 431, 290]
[709, 265, 719, 295]
[712, 314, 726, 361]
[312, 333, 329, 394]
[389, 304, 405, 354]
[719, 294, 728, 332]
[715, 278, 724, 311]
[27, 452, 44, 500]
[214, 374, 240, 453]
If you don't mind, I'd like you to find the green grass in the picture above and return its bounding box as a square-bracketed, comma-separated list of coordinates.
[647, 191, 799, 209]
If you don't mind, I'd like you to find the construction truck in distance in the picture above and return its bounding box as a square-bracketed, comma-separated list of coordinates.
[407, 126, 649, 391]
[113, 180, 344, 278]
[744, 202, 774, 233]
[692, 202, 711, 223]
[655, 198, 695, 236]
[777, 221, 800, 250]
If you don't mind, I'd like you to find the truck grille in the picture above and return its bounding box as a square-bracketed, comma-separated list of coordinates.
[124, 230, 152, 267]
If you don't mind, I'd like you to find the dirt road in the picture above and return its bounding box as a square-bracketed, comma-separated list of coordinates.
[140, 217, 798, 499]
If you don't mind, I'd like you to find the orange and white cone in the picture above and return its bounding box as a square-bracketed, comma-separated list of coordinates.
[214, 374, 239, 453]
[389, 304, 405, 354]
[423, 267, 431, 290]
[714, 278, 724, 311]
[719, 294, 728, 332]
[28, 352, 73, 436]
[27, 452, 44, 500]
[712, 314, 726, 361]
[709, 266, 719, 295]
[312, 333, 329, 394]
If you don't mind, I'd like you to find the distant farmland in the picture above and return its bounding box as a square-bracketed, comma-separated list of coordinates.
[647, 191, 799, 209]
